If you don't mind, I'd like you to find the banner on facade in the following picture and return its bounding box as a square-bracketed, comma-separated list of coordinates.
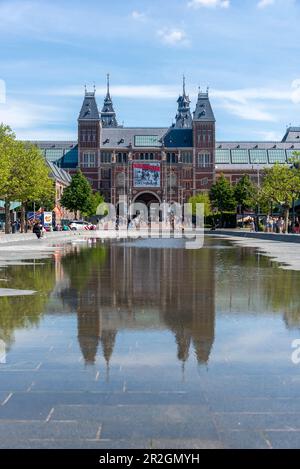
[133, 163, 160, 188]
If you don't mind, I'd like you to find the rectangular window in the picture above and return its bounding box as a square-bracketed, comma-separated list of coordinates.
[215, 149, 230, 164]
[196, 153, 211, 168]
[181, 152, 193, 164]
[231, 149, 249, 164]
[268, 149, 286, 164]
[117, 153, 128, 164]
[249, 149, 268, 164]
[100, 152, 112, 163]
[134, 135, 161, 147]
[167, 153, 177, 164]
[82, 152, 96, 168]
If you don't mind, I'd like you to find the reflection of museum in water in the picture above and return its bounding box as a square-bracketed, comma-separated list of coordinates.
[59, 242, 216, 369]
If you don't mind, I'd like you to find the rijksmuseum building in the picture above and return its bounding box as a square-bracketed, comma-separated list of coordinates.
[33, 76, 300, 205]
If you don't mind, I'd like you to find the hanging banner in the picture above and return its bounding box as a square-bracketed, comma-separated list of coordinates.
[133, 163, 160, 188]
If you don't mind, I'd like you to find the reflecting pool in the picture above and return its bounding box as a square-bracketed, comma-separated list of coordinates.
[1, 236, 300, 448]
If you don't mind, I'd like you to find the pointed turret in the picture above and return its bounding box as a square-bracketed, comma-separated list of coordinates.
[193, 87, 215, 122]
[101, 74, 118, 128]
[175, 75, 192, 129]
[78, 88, 100, 121]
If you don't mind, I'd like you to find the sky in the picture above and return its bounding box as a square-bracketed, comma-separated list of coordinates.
[0, 0, 300, 141]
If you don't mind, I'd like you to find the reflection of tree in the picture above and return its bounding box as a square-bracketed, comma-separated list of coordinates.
[61, 245, 107, 292]
[216, 242, 300, 328]
[0, 260, 56, 346]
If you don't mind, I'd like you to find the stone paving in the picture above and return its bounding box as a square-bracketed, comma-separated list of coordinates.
[2, 351, 300, 448]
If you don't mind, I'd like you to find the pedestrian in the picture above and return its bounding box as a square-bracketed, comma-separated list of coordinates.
[32, 221, 42, 239]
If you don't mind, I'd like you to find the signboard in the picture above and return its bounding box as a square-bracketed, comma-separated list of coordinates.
[43, 212, 53, 226]
[133, 163, 160, 188]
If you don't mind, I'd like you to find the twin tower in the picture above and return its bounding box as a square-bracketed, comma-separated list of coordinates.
[77, 75, 216, 205]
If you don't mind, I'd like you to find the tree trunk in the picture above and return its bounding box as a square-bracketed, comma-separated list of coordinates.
[284, 207, 289, 234]
[20, 203, 26, 233]
[4, 199, 10, 234]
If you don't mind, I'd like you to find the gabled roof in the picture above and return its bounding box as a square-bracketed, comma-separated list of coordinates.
[163, 128, 193, 148]
[193, 90, 215, 122]
[78, 91, 100, 121]
[46, 160, 72, 185]
[282, 127, 300, 142]
[101, 128, 168, 149]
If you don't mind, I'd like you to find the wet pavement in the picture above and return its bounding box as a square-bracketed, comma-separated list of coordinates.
[1, 236, 300, 448]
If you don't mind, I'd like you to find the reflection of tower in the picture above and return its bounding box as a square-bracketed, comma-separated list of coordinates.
[162, 248, 215, 367]
[100, 329, 117, 381]
[77, 308, 102, 365]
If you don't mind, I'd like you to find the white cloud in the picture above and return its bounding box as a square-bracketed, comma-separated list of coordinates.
[188, 0, 230, 8]
[291, 79, 300, 104]
[157, 28, 189, 46]
[47, 84, 180, 99]
[256, 130, 283, 141]
[0, 99, 59, 129]
[220, 101, 276, 122]
[131, 10, 146, 21]
[257, 0, 275, 8]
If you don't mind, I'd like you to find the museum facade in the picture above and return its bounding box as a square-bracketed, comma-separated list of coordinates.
[33, 76, 300, 205]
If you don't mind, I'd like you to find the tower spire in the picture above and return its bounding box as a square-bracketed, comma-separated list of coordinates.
[106, 73, 110, 96]
[174, 76, 192, 129]
[101, 74, 118, 128]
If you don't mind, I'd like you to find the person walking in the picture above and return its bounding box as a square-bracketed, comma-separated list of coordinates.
[33, 221, 42, 239]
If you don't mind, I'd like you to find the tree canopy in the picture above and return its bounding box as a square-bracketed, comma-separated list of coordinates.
[209, 174, 236, 213]
[61, 170, 103, 218]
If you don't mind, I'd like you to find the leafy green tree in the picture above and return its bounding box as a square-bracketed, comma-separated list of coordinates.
[60, 170, 93, 219]
[234, 175, 258, 225]
[83, 191, 105, 218]
[12, 143, 55, 231]
[261, 163, 300, 233]
[210, 174, 236, 216]
[189, 192, 212, 217]
[0, 124, 16, 233]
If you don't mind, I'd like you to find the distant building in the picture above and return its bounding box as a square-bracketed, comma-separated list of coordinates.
[31, 76, 300, 205]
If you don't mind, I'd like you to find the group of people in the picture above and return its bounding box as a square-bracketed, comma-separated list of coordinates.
[264, 215, 300, 234]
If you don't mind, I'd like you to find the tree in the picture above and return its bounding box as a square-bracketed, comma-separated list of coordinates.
[234, 175, 258, 225]
[0, 124, 16, 233]
[83, 192, 105, 218]
[210, 174, 236, 217]
[261, 163, 300, 233]
[189, 192, 212, 217]
[60, 171, 93, 219]
[4, 141, 54, 232]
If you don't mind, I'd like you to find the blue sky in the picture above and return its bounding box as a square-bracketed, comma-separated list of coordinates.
[0, 0, 300, 141]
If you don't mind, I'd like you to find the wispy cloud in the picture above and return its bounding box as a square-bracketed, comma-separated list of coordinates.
[0, 99, 60, 129]
[46, 84, 180, 99]
[131, 10, 147, 21]
[188, 0, 230, 9]
[157, 28, 189, 46]
[219, 101, 276, 122]
[257, 0, 275, 8]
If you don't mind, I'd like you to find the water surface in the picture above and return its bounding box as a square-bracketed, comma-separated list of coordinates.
[0, 236, 300, 449]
